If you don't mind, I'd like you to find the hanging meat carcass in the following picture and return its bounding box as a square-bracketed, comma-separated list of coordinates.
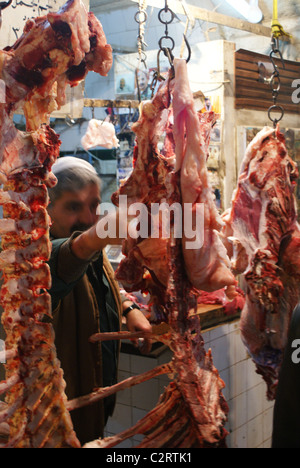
[112, 59, 236, 323]
[88, 58, 233, 448]
[223, 125, 300, 400]
[1, 0, 112, 131]
[0, 0, 113, 447]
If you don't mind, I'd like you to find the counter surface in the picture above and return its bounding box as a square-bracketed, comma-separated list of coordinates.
[121, 304, 241, 358]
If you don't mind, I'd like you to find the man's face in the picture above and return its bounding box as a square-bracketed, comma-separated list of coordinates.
[48, 183, 101, 238]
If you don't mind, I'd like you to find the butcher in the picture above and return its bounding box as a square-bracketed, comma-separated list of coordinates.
[46, 156, 152, 445]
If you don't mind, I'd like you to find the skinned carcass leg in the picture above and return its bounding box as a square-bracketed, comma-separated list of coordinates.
[172, 59, 236, 294]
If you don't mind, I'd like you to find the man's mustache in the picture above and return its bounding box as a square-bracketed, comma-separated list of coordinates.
[71, 223, 93, 233]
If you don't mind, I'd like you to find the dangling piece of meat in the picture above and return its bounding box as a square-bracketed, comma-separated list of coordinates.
[75, 231, 229, 448]
[0, 0, 113, 447]
[112, 59, 236, 323]
[83, 58, 230, 448]
[224, 125, 300, 399]
[173, 59, 236, 293]
[1, 0, 112, 131]
[81, 119, 119, 150]
[111, 73, 176, 323]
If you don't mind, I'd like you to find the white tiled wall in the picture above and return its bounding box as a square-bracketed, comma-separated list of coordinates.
[105, 320, 274, 449]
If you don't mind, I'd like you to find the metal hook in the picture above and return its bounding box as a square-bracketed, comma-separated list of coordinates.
[182, 34, 191, 63]
[270, 36, 285, 71]
[268, 104, 285, 128]
[162, 47, 174, 67]
[0, 0, 12, 10]
[155, 47, 173, 82]
[270, 50, 285, 73]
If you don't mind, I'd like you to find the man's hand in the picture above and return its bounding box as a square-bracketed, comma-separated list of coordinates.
[70, 207, 130, 260]
[124, 308, 152, 355]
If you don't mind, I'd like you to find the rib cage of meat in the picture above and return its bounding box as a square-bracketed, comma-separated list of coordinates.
[223, 125, 300, 400]
[0, 0, 112, 447]
[0, 3, 231, 446]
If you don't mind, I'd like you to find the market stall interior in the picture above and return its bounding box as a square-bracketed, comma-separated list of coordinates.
[0, 0, 299, 449]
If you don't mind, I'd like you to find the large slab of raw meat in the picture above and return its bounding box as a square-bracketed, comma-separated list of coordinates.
[106, 59, 230, 447]
[224, 125, 300, 399]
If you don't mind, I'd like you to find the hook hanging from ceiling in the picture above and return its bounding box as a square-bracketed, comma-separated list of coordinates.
[150, 0, 192, 98]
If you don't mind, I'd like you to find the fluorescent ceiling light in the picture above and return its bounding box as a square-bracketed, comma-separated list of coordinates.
[225, 0, 263, 24]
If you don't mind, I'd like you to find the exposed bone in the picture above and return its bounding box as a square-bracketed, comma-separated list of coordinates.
[67, 363, 173, 411]
[0, 348, 17, 363]
[83, 383, 202, 449]
[0, 374, 20, 396]
[89, 330, 151, 343]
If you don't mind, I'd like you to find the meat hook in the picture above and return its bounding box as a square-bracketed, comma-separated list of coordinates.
[162, 35, 191, 65]
[151, 34, 192, 96]
[182, 34, 191, 64]
[0, 0, 12, 10]
[268, 104, 285, 128]
[270, 36, 285, 70]
[154, 47, 173, 84]
[158, 34, 191, 79]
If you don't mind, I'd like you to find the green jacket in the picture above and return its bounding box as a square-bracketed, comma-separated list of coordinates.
[48, 232, 123, 446]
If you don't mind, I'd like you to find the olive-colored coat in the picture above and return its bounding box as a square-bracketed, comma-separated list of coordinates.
[49, 234, 123, 446]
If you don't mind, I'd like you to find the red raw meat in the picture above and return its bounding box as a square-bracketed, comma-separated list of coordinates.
[111, 74, 175, 323]
[104, 59, 229, 447]
[1, 0, 112, 131]
[225, 125, 300, 399]
[197, 287, 245, 317]
[172, 59, 236, 293]
[113, 59, 236, 321]
[0, 0, 113, 448]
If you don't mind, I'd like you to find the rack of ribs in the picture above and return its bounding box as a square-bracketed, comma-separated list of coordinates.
[0, 0, 113, 447]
